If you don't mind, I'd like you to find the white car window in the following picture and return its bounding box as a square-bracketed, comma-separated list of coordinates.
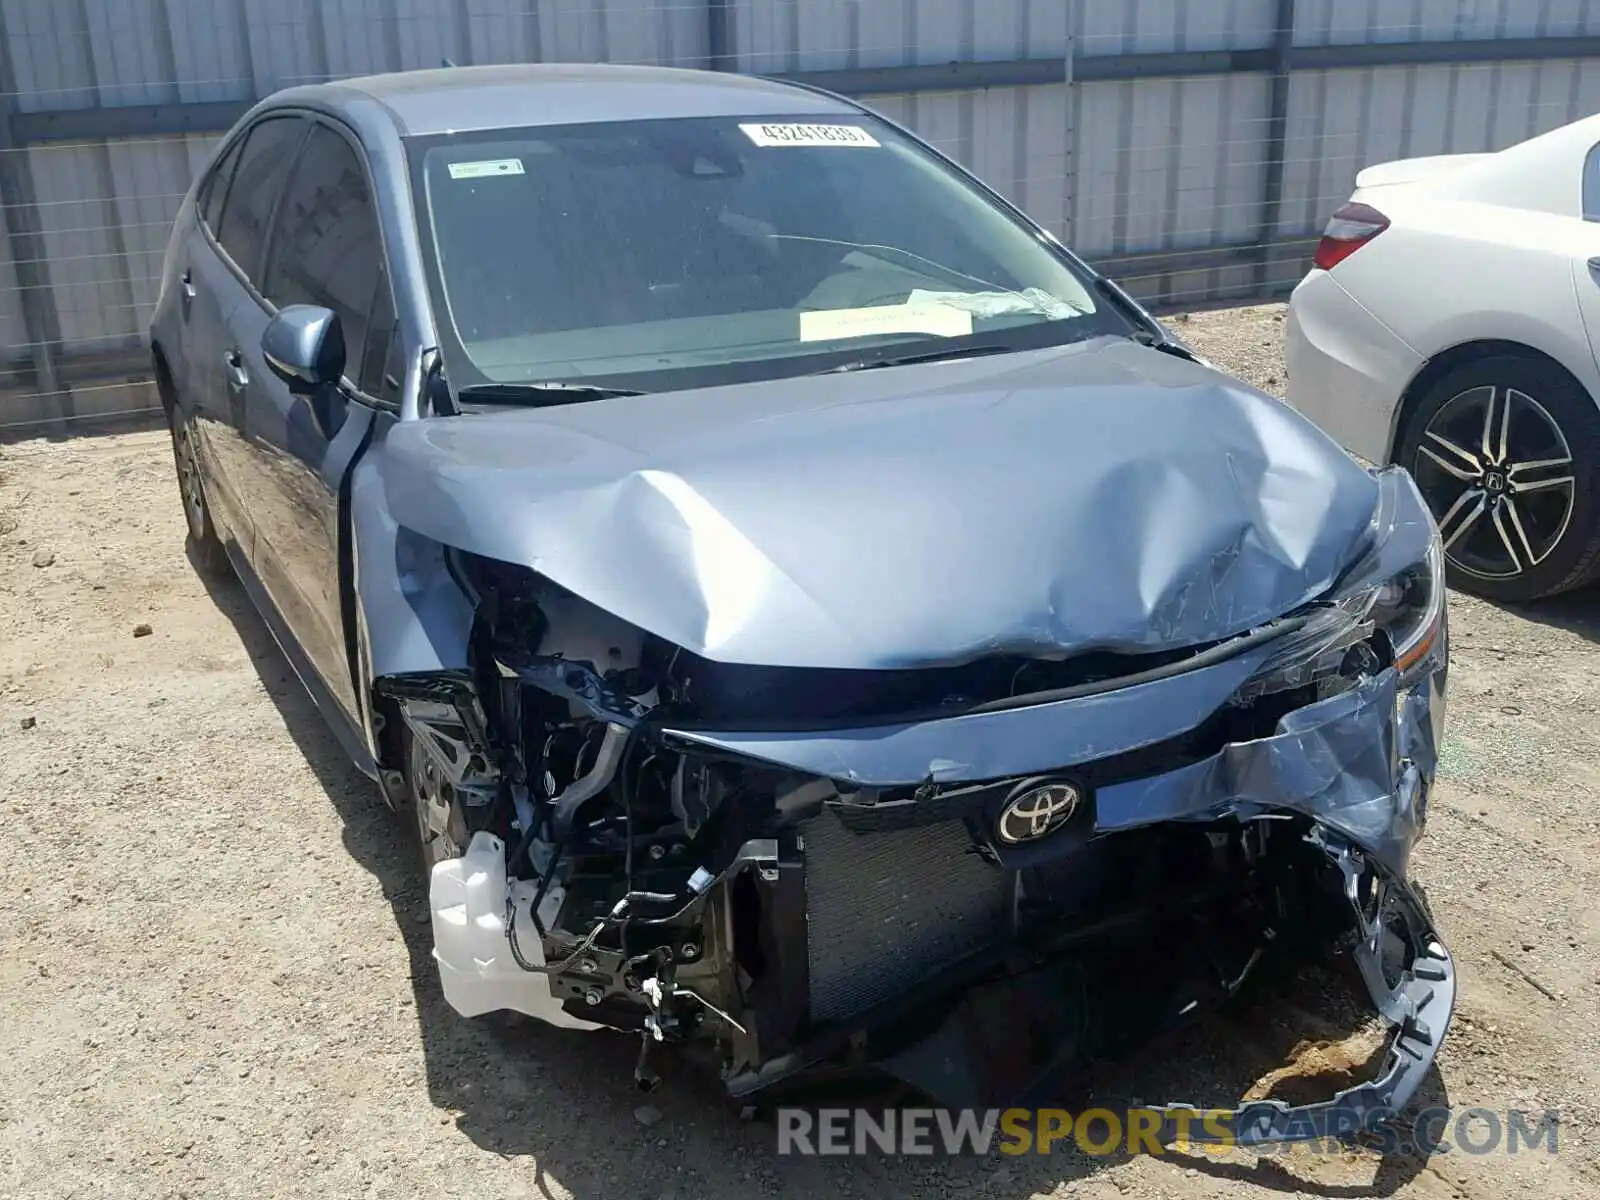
[1585, 142, 1600, 221]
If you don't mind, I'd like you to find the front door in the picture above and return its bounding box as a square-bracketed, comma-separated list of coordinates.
[231, 120, 395, 728]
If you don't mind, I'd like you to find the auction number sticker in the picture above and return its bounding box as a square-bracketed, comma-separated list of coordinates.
[739, 123, 881, 148]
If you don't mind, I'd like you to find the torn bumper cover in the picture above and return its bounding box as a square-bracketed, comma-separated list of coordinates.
[692, 657, 1450, 1139]
[404, 461, 1451, 1148]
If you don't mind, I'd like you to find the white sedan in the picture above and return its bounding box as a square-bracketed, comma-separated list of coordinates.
[1286, 113, 1600, 602]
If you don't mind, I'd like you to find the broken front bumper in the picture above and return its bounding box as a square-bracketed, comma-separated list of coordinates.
[1168, 842, 1455, 1149]
[849, 835, 1455, 1149]
[689, 653, 1452, 1146]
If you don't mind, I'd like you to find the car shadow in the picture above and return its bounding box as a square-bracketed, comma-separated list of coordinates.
[195, 554, 1447, 1199]
[1481, 579, 1600, 646]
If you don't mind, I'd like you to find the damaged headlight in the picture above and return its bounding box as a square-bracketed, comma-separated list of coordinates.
[1338, 467, 1448, 684]
[1237, 469, 1446, 702]
[1232, 605, 1378, 703]
[1361, 535, 1446, 680]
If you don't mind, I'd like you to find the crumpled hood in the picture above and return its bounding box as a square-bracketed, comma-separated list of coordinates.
[381, 337, 1380, 669]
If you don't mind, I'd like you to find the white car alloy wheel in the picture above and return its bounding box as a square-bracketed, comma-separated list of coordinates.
[1400, 356, 1600, 602]
[1412, 384, 1575, 580]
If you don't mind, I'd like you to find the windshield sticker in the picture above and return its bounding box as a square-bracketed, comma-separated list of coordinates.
[447, 158, 525, 180]
[739, 123, 881, 148]
[799, 301, 973, 343]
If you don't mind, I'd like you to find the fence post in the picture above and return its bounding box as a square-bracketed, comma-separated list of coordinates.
[1254, 0, 1297, 295]
[707, 0, 733, 72]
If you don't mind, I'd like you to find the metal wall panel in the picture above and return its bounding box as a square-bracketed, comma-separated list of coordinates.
[1294, 0, 1600, 46]
[731, 0, 1074, 72]
[11, 133, 211, 350]
[1070, 74, 1272, 255]
[860, 83, 1073, 242]
[2, 0, 99, 112]
[0, 205, 25, 359]
[2, 0, 1600, 431]
[166, 0, 255, 103]
[1076, 0, 1278, 55]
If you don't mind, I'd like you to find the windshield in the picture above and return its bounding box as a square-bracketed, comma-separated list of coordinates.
[408, 113, 1135, 396]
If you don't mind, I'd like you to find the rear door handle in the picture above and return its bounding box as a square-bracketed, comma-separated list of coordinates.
[1588, 257, 1600, 273]
[224, 349, 249, 390]
[180, 268, 196, 301]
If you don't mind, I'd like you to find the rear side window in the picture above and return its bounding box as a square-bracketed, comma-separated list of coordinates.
[216, 116, 308, 284]
[263, 123, 387, 378]
[1586, 143, 1600, 222]
[199, 135, 245, 232]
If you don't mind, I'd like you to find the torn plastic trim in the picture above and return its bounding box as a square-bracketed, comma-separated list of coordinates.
[1151, 833, 1454, 1149]
[1093, 664, 1442, 877]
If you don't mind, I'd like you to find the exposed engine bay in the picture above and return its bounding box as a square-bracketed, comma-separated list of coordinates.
[373, 467, 1454, 1146]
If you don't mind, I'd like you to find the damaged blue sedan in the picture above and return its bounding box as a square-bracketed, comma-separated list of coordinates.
[150, 63, 1452, 1144]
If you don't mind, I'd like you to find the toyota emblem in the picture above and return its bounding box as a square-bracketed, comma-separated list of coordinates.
[996, 781, 1082, 844]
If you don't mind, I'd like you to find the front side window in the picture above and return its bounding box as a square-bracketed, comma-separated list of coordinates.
[408, 114, 1132, 397]
[359, 262, 403, 400]
[216, 116, 309, 284]
[263, 123, 387, 374]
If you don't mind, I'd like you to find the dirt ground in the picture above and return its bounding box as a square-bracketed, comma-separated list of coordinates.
[3, 303, 1599, 1199]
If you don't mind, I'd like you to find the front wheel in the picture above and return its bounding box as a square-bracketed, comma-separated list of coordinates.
[1398, 356, 1600, 602]
[398, 722, 471, 878]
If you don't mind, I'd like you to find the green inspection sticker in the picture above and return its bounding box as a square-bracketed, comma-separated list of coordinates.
[447, 158, 525, 180]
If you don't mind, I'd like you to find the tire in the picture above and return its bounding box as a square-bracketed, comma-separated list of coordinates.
[397, 721, 471, 879]
[166, 403, 231, 577]
[1397, 355, 1600, 603]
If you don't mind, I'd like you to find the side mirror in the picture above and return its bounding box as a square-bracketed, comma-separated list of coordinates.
[262, 304, 345, 394]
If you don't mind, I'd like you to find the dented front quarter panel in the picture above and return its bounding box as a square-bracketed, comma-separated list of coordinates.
[351, 415, 476, 684]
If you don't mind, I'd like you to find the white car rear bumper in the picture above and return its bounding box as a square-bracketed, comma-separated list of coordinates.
[1286, 269, 1423, 466]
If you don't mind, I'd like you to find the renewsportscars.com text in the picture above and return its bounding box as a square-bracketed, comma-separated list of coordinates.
[776, 1107, 1561, 1157]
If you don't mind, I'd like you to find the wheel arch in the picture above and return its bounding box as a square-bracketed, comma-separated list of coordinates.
[1386, 339, 1597, 464]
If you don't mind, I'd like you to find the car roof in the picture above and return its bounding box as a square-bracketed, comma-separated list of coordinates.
[278, 63, 860, 138]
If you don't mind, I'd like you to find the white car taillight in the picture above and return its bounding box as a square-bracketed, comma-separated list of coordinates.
[1313, 202, 1391, 271]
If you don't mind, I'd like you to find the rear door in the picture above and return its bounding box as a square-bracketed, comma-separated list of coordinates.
[177, 129, 251, 548]
[232, 119, 399, 727]
[196, 115, 309, 548]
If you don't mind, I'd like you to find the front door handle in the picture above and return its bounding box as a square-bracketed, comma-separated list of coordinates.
[180, 268, 196, 301]
[1588, 256, 1600, 273]
[224, 350, 249, 391]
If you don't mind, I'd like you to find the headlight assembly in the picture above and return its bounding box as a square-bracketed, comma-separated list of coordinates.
[1237, 469, 1447, 702]
[1364, 535, 1446, 678]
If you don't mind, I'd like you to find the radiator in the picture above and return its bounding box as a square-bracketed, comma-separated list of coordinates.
[801, 808, 1012, 1024]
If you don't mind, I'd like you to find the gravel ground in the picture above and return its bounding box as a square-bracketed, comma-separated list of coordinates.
[3, 303, 1600, 1199]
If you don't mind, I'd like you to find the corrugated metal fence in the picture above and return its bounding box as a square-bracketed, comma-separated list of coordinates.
[2, 0, 1599, 433]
